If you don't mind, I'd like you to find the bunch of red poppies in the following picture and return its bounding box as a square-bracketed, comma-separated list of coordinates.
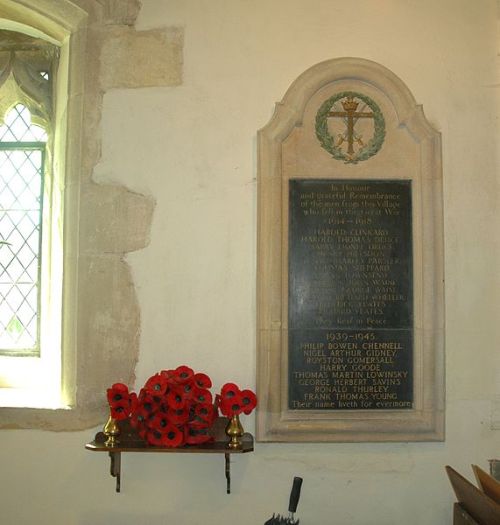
[106, 365, 216, 447]
[216, 382, 257, 418]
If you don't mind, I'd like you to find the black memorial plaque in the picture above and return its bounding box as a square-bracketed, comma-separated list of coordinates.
[288, 179, 413, 410]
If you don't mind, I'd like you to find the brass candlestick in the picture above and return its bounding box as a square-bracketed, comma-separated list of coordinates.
[103, 414, 120, 447]
[225, 413, 244, 449]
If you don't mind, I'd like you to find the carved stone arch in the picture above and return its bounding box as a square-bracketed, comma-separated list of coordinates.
[0, 35, 58, 130]
[11, 56, 53, 120]
[257, 57, 444, 442]
[0, 80, 50, 130]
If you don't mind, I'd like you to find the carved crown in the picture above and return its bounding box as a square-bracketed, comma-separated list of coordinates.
[341, 96, 359, 112]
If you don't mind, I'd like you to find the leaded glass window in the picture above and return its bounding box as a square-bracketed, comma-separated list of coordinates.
[0, 104, 47, 354]
[0, 25, 65, 411]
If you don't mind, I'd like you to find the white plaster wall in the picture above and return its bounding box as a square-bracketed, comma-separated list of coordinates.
[0, 0, 499, 524]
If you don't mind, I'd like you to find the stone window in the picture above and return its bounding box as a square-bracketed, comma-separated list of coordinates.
[0, 30, 63, 408]
[0, 0, 154, 431]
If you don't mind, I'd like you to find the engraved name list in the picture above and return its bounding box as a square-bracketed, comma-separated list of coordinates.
[288, 179, 413, 411]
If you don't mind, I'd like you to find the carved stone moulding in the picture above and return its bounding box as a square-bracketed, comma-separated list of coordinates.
[256, 57, 444, 442]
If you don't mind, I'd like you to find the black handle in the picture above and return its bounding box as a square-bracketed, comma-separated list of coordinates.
[288, 477, 303, 514]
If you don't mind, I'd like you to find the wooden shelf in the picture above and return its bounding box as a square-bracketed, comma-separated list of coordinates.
[85, 418, 254, 494]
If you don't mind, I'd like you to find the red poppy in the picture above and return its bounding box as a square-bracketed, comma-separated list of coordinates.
[148, 410, 169, 431]
[144, 373, 169, 396]
[193, 387, 212, 405]
[240, 389, 257, 414]
[132, 412, 149, 434]
[137, 392, 159, 415]
[166, 388, 186, 410]
[162, 424, 184, 447]
[172, 365, 194, 384]
[194, 403, 216, 425]
[137, 387, 147, 399]
[129, 391, 138, 412]
[160, 369, 175, 381]
[105, 366, 219, 448]
[145, 428, 164, 446]
[193, 372, 212, 389]
[130, 410, 146, 429]
[168, 406, 190, 425]
[110, 399, 131, 420]
[180, 379, 195, 400]
[215, 393, 222, 409]
[221, 382, 240, 400]
[106, 383, 129, 405]
[220, 392, 244, 417]
[185, 424, 213, 445]
[157, 399, 170, 414]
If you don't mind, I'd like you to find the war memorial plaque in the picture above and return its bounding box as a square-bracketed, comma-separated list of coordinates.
[288, 179, 413, 411]
[256, 58, 444, 442]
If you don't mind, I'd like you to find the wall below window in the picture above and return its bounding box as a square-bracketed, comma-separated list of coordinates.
[0, 0, 499, 524]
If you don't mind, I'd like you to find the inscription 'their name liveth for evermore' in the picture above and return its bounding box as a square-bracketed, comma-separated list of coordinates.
[288, 179, 413, 411]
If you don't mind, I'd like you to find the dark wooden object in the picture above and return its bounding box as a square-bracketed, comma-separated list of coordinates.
[454, 503, 481, 525]
[85, 417, 253, 494]
[473, 465, 500, 505]
[446, 466, 500, 525]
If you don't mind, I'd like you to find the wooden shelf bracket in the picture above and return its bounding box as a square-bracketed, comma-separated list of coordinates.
[85, 419, 253, 494]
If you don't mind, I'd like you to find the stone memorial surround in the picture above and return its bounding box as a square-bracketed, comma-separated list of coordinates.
[257, 57, 444, 442]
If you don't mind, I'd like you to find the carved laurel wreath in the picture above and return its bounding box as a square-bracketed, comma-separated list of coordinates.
[315, 91, 385, 163]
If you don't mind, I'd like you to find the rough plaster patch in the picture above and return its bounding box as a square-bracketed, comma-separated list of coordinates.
[0, 406, 99, 431]
[80, 182, 155, 254]
[100, 26, 183, 90]
[97, 0, 141, 26]
[76, 255, 141, 399]
[73, 182, 155, 420]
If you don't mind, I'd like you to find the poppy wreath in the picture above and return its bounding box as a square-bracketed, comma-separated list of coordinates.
[216, 383, 257, 418]
[106, 365, 217, 447]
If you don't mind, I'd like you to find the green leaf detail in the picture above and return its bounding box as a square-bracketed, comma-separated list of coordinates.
[315, 91, 386, 164]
